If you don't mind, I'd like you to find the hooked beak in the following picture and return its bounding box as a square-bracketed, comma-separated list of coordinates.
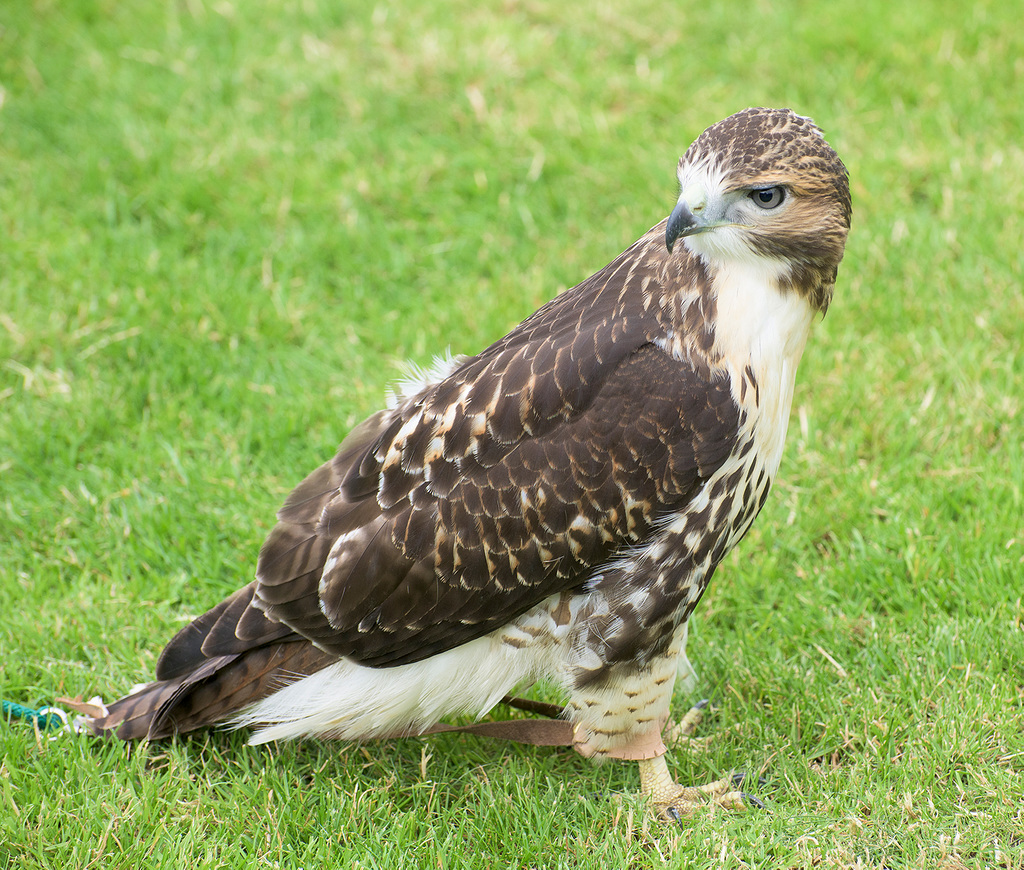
[665, 199, 703, 253]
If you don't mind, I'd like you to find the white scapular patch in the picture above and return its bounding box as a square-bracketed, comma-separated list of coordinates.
[386, 351, 466, 407]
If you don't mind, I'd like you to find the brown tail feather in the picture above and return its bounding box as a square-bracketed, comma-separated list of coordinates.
[90, 641, 335, 740]
[155, 583, 292, 681]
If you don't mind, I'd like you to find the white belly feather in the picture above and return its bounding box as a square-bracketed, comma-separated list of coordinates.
[236, 594, 571, 743]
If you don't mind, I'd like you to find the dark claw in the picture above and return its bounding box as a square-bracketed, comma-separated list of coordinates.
[693, 698, 712, 711]
[730, 771, 768, 789]
[740, 792, 767, 810]
[666, 805, 685, 831]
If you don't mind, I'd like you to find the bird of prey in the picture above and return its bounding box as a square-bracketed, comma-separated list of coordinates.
[89, 107, 851, 823]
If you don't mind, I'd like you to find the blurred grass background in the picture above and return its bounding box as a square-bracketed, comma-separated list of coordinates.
[1, 0, 1021, 867]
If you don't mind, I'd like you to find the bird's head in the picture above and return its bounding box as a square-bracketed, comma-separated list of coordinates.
[666, 107, 851, 312]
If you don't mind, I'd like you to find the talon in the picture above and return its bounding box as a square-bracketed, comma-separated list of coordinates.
[666, 805, 685, 831]
[639, 755, 759, 825]
[741, 792, 767, 810]
[730, 770, 768, 789]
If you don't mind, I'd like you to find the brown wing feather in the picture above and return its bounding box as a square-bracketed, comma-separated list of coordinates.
[224, 232, 738, 668]
[92, 226, 735, 736]
[252, 342, 737, 667]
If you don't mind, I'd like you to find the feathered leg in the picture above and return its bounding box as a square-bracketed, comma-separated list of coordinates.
[567, 624, 760, 825]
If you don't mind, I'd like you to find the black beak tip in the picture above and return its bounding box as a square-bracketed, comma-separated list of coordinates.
[665, 200, 697, 253]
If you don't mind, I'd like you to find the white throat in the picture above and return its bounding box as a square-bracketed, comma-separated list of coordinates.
[710, 258, 816, 476]
[710, 259, 814, 370]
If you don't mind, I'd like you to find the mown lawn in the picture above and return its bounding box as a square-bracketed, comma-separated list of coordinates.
[1, 1, 1021, 867]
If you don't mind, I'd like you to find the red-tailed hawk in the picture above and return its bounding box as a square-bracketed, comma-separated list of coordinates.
[89, 107, 851, 823]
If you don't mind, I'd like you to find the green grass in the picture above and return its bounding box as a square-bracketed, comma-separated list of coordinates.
[2, 0, 1022, 867]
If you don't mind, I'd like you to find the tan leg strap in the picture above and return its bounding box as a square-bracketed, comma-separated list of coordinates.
[376, 695, 575, 747]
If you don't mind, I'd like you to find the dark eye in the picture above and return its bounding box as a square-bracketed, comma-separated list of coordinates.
[750, 187, 786, 209]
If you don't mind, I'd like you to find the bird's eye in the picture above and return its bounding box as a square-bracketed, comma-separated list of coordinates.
[749, 187, 786, 209]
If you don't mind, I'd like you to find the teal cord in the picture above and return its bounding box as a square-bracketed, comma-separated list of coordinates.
[2, 699, 66, 731]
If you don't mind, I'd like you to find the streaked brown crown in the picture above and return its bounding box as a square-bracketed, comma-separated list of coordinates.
[684, 107, 851, 310]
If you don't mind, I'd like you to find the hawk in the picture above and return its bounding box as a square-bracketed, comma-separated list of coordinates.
[89, 107, 851, 822]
